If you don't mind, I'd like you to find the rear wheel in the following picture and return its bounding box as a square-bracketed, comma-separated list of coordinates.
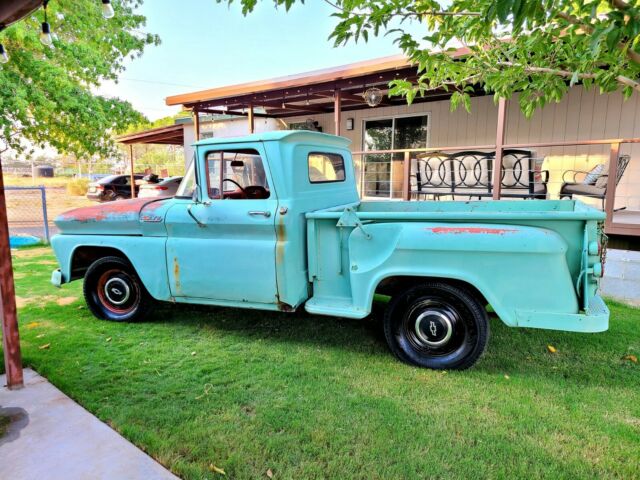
[83, 256, 154, 322]
[384, 281, 489, 370]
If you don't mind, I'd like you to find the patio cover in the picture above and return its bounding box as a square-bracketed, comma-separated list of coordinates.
[117, 124, 185, 145]
[165, 48, 476, 120]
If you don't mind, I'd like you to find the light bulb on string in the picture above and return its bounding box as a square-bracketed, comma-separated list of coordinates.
[40, 1, 53, 47]
[102, 0, 115, 19]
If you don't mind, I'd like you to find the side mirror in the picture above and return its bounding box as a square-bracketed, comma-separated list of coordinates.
[192, 188, 200, 204]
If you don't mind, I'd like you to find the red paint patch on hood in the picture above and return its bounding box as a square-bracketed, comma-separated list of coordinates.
[426, 226, 518, 235]
[58, 198, 165, 223]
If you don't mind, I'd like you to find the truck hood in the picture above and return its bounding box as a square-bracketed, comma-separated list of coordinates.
[55, 198, 173, 235]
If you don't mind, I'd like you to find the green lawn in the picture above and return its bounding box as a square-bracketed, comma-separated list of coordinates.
[3, 247, 640, 479]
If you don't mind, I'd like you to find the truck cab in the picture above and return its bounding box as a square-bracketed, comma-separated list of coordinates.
[51, 131, 609, 370]
[164, 131, 357, 310]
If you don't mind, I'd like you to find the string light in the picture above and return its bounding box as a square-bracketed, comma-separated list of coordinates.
[40, 1, 54, 47]
[0, 1, 114, 63]
[101, 0, 115, 19]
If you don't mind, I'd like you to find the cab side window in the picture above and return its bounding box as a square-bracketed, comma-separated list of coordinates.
[308, 152, 345, 183]
[206, 149, 270, 200]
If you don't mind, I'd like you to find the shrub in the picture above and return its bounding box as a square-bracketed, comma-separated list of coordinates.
[66, 178, 90, 196]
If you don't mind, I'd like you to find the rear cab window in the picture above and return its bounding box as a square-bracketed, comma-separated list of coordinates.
[308, 152, 345, 183]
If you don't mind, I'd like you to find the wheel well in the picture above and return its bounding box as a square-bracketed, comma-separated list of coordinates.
[374, 275, 489, 307]
[70, 246, 129, 281]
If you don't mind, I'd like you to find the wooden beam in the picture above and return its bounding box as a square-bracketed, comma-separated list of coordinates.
[0, 158, 23, 389]
[334, 89, 342, 136]
[280, 103, 328, 114]
[197, 108, 272, 118]
[316, 91, 364, 104]
[492, 98, 507, 200]
[129, 144, 136, 199]
[193, 109, 201, 141]
[248, 104, 255, 134]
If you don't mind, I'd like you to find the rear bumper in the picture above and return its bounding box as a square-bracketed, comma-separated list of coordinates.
[514, 295, 609, 333]
[86, 192, 105, 202]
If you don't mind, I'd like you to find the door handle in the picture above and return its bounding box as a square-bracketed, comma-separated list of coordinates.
[248, 211, 271, 218]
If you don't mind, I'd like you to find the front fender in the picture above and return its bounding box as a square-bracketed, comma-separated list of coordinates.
[51, 234, 172, 301]
[348, 222, 579, 327]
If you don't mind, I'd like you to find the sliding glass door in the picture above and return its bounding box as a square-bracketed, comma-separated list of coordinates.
[362, 114, 429, 199]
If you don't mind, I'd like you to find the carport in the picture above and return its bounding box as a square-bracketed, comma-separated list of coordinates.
[116, 123, 185, 198]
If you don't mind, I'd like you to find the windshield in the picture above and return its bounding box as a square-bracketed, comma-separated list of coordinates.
[175, 161, 196, 198]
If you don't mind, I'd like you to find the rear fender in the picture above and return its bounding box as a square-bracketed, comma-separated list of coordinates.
[347, 222, 579, 327]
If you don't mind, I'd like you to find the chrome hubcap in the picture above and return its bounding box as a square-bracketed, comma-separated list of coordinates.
[414, 310, 453, 347]
[104, 278, 131, 305]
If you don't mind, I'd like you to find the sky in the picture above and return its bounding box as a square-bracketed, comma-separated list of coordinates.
[98, 0, 411, 120]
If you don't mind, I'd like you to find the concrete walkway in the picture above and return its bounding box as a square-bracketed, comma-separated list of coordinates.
[0, 369, 179, 480]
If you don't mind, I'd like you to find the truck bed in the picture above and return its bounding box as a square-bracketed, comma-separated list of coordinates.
[305, 199, 607, 332]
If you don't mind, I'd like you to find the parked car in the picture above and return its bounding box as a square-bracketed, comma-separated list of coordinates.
[138, 176, 183, 198]
[51, 131, 609, 370]
[86, 174, 145, 202]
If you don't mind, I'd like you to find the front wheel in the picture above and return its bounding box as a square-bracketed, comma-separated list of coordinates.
[83, 256, 154, 322]
[384, 281, 489, 370]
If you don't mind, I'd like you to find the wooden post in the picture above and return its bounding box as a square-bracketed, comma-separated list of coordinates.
[334, 89, 342, 136]
[194, 109, 201, 141]
[492, 98, 507, 200]
[248, 104, 255, 134]
[402, 151, 411, 201]
[129, 144, 136, 199]
[604, 142, 620, 230]
[0, 159, 24, 389]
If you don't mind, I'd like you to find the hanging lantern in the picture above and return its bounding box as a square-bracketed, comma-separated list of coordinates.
[363, 87, 383, 107]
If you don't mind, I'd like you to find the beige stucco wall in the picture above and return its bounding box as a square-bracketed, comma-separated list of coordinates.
[284, 86, 640, 211]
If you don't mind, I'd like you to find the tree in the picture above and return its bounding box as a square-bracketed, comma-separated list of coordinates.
[0, 0, 159, 160]
[222, 0, 640, 116]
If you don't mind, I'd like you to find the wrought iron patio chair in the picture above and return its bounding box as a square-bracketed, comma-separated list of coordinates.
[559, 154, 631, 209]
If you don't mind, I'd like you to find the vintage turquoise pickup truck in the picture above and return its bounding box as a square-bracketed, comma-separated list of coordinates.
[51, 131, 609, 370]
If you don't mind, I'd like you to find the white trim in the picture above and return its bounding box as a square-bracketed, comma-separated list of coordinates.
[360, 112, 431, 198]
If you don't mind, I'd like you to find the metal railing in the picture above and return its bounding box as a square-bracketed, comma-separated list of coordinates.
[352, 137, 640, 237]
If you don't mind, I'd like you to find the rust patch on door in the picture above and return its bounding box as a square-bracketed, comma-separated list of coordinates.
[276, 213, 286, 266]
[173, 257, 181, 294]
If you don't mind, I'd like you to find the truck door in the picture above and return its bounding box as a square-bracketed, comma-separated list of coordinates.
[165, 146, 279, 305]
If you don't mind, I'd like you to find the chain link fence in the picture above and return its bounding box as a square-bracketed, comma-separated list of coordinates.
[3, 186, 50, 245]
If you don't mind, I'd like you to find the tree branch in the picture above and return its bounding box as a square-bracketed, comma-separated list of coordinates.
[497, 62, 640, 92]
[610, 0, 630, 11]
[556, 10, 640, 64]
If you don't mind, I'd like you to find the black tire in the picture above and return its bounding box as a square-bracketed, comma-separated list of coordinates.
[384, 281, 489, 370]
[83, 256, 154, 322]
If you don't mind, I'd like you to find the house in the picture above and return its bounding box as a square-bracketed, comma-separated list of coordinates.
[164, 53, 640, 250]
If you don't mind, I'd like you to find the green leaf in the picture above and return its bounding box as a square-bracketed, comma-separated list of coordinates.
[496, 0, 513, 23]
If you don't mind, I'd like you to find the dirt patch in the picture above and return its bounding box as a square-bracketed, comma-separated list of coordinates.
[15, 297, 29, 308]
[13, 247, 51, 259]
[56, 297, 78, 306]
[16, 295, 76, 308]
[18, 260, 59, 267]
